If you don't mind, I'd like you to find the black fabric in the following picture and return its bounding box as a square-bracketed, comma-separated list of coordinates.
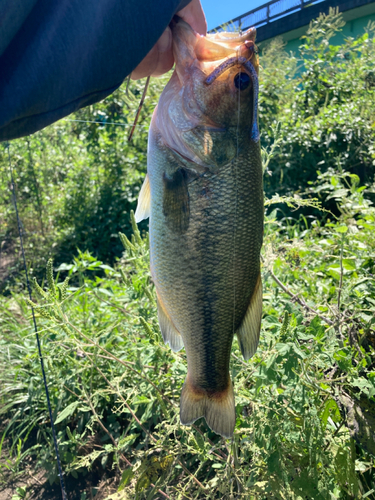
[0, 0, 190, 141]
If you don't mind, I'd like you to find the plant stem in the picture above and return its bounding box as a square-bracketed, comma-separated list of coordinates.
[269, 269, 334, 326]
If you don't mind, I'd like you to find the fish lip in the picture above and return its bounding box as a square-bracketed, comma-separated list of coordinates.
[208, 26, 257, 44]
[171, 16, 257, 65]
[171, 16, 257, 44]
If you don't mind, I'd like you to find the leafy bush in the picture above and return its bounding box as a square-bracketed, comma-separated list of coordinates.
[1, 8, 375, 500]
[260, 9, 375, 214]
[0, 77, 166, 288]
[1, 168, 375, 498]
[1, 9, 374, 287]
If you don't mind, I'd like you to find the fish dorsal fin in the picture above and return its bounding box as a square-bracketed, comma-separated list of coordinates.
[135, 174, 151, 223]
[156, 291, 184, 352]
[236, 273, 262, 361]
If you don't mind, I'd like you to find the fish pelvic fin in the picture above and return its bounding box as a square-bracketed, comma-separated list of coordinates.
[180, 378, 235, 438]
[156, 291, 184, 352]
[135, 174, 151, 223]
[236, 272, 262, 361]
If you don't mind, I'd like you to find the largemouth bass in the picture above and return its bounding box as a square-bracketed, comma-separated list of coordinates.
[135, 18, 263, 438]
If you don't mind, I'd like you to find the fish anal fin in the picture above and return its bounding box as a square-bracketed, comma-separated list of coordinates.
[180, 377, 235, 438]
[236, 273, 262, 361]
[135, 174, 151, 223]
[156, 291, 184, 352]
[163, 168, 189, 233]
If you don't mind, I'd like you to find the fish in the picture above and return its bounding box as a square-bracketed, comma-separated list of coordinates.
[135, 18, 263, 438]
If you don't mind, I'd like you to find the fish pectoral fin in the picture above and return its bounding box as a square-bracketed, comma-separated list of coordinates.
[163, 168, 189, 233]
[156, 292, 184, 352]
[135, 174, 151, 223]
[180, 378, 235, 439]
[236, 273, 262, 361]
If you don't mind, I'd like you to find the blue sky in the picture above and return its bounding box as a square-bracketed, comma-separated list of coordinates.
[201, 0, 266, 31]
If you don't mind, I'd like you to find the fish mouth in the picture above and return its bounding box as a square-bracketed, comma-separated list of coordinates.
[207, 27, 257, 45]
[171, 17, 257, 64]
[167, 18, 260, 144]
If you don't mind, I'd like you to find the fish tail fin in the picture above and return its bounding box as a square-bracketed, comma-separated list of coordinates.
[180, 378, 235, 438]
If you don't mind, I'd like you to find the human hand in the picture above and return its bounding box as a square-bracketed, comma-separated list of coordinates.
[131, 0, 207, 80]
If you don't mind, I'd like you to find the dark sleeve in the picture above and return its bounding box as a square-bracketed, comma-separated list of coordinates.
[0, 0, 190, 141]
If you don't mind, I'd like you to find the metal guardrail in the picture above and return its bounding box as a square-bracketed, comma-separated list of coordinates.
[210, 0, 325, 32]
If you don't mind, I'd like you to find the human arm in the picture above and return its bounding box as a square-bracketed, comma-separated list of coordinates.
[0, 0, 206, 141]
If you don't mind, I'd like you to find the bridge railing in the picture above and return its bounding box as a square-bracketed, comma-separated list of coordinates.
[210, 0, 325, 32]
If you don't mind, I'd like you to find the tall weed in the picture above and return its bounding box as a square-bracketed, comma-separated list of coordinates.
[1, 8, 375, 500]
[1, 176, 375, 498]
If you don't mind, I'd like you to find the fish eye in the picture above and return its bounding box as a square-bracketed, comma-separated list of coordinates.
[234, 72, 251, 90]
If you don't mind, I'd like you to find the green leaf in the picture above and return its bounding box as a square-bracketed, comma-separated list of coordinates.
[333, 349, 352, 372]
[335, 446, 359, 496]
[342, 259, 356, 271]
[320, 399, 341, 428]
[351, 378, 374, 397]
[195, 433, 205, 451]
[78, 405, 91, 412]
[118, 467, 134, 491]
[66, 426, 74, 441]
[99, 264, 115, 271]
[47, 258, 56, 297]
[363, 489, 375, 498]
[275, 342, 292, 356]
[54, 402, 80, 425]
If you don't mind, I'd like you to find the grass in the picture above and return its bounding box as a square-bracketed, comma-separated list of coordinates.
[1, 10, 375, 498]
[1, 167, 375, 499]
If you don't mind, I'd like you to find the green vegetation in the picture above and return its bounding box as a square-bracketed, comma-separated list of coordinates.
[0, 77, 167, 288]
[260, 9, 375, 215]
[1, 9, 375, 500]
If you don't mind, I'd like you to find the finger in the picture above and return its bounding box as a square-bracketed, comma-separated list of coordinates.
[131, 44, 158, 80]
[151, 27, 174, 77]
[178, 0, 207, 36]
[131, 27, 173, 80]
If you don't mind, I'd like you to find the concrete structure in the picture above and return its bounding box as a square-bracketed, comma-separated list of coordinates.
[210, 0, 375, 53]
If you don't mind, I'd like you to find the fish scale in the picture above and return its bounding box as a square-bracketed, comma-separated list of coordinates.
[135, 18, 263, 438]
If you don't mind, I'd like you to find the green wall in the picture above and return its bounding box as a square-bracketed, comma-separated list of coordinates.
[260, 5, 375, 55]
